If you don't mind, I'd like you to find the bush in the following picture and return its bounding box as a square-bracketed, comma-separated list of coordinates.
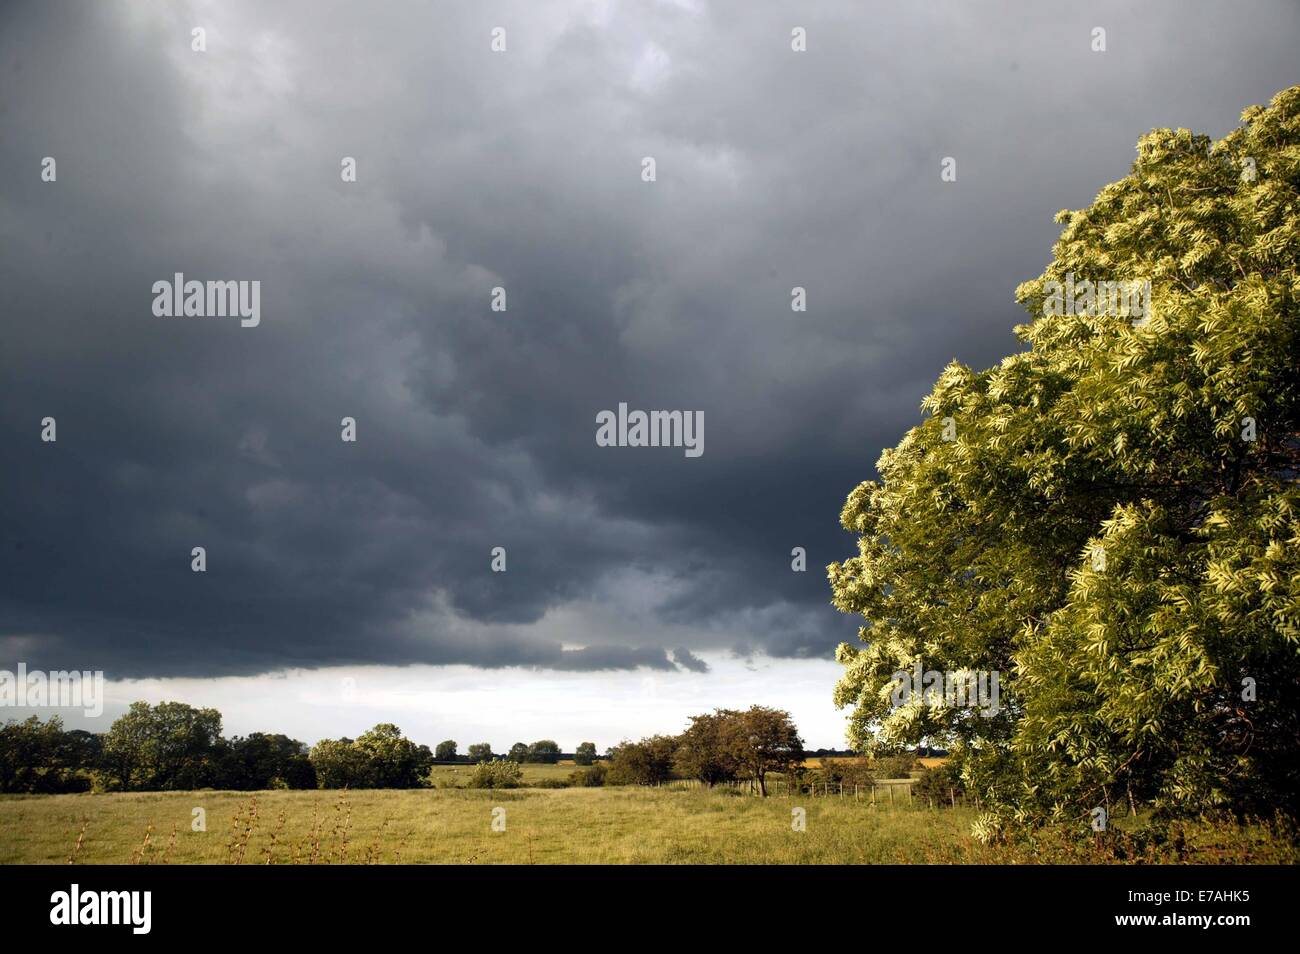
[466, 760, 523, 789]
[914, 760, 964, 804]
[811, 758, 874, 789]
[569, 763, 606, 787]
[29, 769, 93, 794]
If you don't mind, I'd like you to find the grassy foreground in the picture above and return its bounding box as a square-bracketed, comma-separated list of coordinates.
[2, 787, 1295, 864]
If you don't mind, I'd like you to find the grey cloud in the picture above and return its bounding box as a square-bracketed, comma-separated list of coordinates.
[671, 647, 710, 673]
[1, 0, 1296, 677]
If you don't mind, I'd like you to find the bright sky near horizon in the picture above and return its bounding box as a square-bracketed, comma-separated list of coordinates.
[17, 654, 848, 751]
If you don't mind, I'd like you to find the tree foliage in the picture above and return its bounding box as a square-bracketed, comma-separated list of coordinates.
[466, 759, 523, 789]
[674, 709, 741, 786]
[606, 735, 678, 786]
[718, 706, 803, 796]
[308, 724, 432, 789]
[0, 716, 92, 793]
[435, 739, 458, 761]
[525, 739, 561, 764]
[222, 732, 315, 790]
[100, 701, 224, 790]
[830, 86, 1300, 821]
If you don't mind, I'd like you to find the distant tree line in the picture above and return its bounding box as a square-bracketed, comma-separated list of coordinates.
[1, 702, 804, 794]
[1, 704, 318, 793]
[427, 739, 599, 764]
[0, 702, 612, 793]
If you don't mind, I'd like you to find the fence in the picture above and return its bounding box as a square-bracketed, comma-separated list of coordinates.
[655, 776, 979, 809]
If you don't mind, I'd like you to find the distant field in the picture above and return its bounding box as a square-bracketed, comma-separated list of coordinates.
[800, 756, 947, 772]
[426, 762, 579, 787]
[1, 788, 1293, 865]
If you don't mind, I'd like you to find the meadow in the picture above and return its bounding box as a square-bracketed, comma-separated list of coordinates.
[426, 762, 578, 787]
[2, 786, 1294, 865]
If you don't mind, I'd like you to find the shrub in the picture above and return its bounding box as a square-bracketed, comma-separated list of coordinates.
[569, 763, 607, 787]
[811, 758, 874, 789]
[914, 759, 964, 804]
[466, 760, 523, 789]
[971, 812, 1006, 846]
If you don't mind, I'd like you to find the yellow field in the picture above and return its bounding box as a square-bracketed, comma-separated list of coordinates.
[799, 756, 947, 770]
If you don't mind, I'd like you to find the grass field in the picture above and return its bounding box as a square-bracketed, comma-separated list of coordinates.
[425, 762, 579, 787]
[2, 787, 1294, 865]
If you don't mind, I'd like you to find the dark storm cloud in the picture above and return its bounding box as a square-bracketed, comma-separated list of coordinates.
[671, 648, 710, 674]
[1, 0, 1296, 677]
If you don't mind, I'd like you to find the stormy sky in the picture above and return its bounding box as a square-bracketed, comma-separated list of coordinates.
[1, 1, 1296, 745]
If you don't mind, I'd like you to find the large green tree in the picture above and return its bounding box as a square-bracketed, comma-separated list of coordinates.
[101, 701, 224, 791]
[526, 739, 561, 764]
[605, 735, 677, 786]
[674, 709, 741, 786]
[310, 724, 431, 788]
[309, 737, 365, 789]
[435, 739, 458, 761]
[222, 732, 315, 790]
[831, 86, 1300, 822]
[574, 741, 598, 766]
[718, 706, 803, 797]
[0, 716, 70, 792]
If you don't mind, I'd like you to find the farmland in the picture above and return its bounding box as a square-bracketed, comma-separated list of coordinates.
[425, 762, 578, 788]
[1, 786, 1293, 865]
